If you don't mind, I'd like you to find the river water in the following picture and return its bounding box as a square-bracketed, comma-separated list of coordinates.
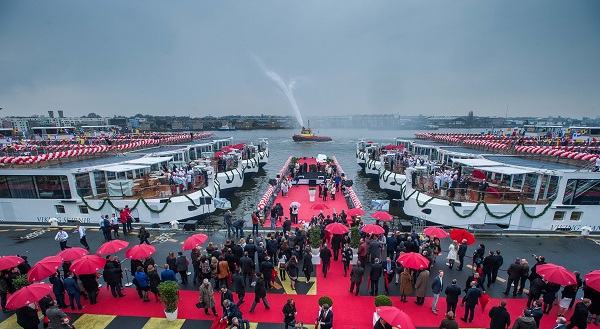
[217, 127, 484, 222]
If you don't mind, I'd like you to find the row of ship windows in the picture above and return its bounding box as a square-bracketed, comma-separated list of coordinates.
[54, 205, 88, 214]
[553, 211, 582, 221]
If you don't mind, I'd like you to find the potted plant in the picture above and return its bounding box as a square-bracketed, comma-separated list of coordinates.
[157, 281, 180, 321]
[308, 226, 322, 264]
[13, 275, 30, 290]
[308, 187, 317, 202]
[440, 181, 449, 197]
[318, 296, 333, 310]
[349, 226, 360, 265]
[373, 295, 393, 325]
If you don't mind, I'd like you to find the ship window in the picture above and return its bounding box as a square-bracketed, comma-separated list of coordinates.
[60, 176, 72, 199]
[35, 176, 67, 199]
[553, 211, 565, 221]
[55, 205, 66, 213]
[79, 205, 89, 214]
[570, 211, 582, 221]
[0, 176, 10, 198]
[6, 175, 36, 199]
[74, 173, 92, 197]
[562, 179, 600, 205]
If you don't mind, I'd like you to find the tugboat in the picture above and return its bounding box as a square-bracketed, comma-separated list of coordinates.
[292, 125, 332, 142]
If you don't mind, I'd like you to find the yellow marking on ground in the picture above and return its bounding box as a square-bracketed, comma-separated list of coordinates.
[0, 314, 18, 329]
[278, 277, 296, 295]
[248, 322, 259, 329]
[168, 238, 178, 242]
[14, 228, 26, 231]
[304, 325, 316, 329]
[72, 314, 116, 329]
[0, 229, 8, 232]
[142, 317, 185, 329]
[306, 277, 317, 295]
[48, 228, 58, 230]
[497, 277, 506, 282]
[180, 242, 184, 244]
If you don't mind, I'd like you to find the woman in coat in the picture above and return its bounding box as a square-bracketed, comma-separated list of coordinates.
[302, 249, 313, 283]
[166, 252, 177, 272]
[147, 264, 161, 302]
[286, 256, 299, 290]
[282, 298, 297, 328]
[217, 256, 230, 288]
[399, 267, 413, 302]
[199, 279, 218, 316]
[414, 269, 430, 306]
[134, 266, 150, 302]
[447, 240, 459, 269]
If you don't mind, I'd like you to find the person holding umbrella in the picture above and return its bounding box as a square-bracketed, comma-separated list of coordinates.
[16, 302, 40, 329]
[457, 239, 468, 271]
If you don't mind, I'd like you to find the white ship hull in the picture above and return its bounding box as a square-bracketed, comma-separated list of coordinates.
[378, 169, 406, 198]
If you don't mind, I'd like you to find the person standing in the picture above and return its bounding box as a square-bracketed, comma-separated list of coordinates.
[119, 207, 128, 235]
[138, 226, 151, 245]
[240, 252, 254, 287]
[341, 243, 353, 277]
[481, 251, 495, 287]
[399, 267, 413, 303]
[63, 272, 82, 311]
[199, 279, 219, 316]
[489, 300, 511, 329]
[286, 256, 299, 291]
[457, 239, 467, 271]
[439, 312, 459, 329]
[232, 267, 245, 306]
[249, 272, 270, 312]
[461, 281, 483, 323]
[492, 250, 503, 284]
[369, 258, 383, 296]
[431, 270, 444, 315]
[527, 278, 547, 308]
[414, 269, 430, 306]
[444, 279, 461, 314]
[54, 227, 70, 251]
[568, 298, 591, 329]
[224, 210, 234, 236]
[320, 244, 332, 278]
[302, 249, 313, 283]
[16, 303, 40, 329]
[349, 261, 365, 296]
[447, 240, 459, 269]
[103, 263, 125, 298]
[282, 298, 297, 329]
[317, 303, 333, 329]
[383, 257, 396, 294]
[529, 300, 544, 328]
[519, 259, 530, 295]
[557, 283, 578, 317]
[504, 258, 523, 296]
[220, 285, 234, 314]
[176, 251, 188, 284]
[46, 300, 68, 329]
[331, 234, 342, 261]
[77, 223, 90, 250]
[512, 309, 537, 329]
[49, 272, 67, 308]
[251, 211, 260, 237]
[110, 214, 120, 238]
[80, 273, 99, 305]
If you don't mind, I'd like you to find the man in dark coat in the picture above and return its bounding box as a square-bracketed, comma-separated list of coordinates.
[80, 274, 99, 305]
[527, 278, 547, 308]
[331, 234, 343, 261]
[317, 303, 334, 329]
[260, 257, 274, 290]
[244, 240, 257, 261]
[249, 273, 270, 312]
[349, 261, 365, 296]
[445, 279, 462, 314]
[504, 258, 523, 296]
[320, 244, 332, 278]
[492, 250, 504, 283]
[220, 285, 235, 314]
[49, 273, 67, 309]
[386, 234, 397, 260]
[231, 267, 245, 306]
[16, 304, 40, 329]
[568, 298, 591, 329]
[529, 255, 546, 284]
[489, 300, 511, 329]
[481, 251, 495, 287]
[102, 262, 125, 298]
[383, 257, 397, 294]
[369, 258, 383, 296]
[461, 281, 483, 323]
[240, 252, 254, 286]
[63, 272, 83, 310]
[457, 240, 468, 271]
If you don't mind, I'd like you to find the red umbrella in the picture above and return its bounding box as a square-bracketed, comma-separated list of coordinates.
[480, 292, 491, 313]
[5, 283, 53, 310]
[182, 234, 208, 251]
[325, 223, 349, 235]
[70, 255, 106, 275]
[473, 170, 486, 180]
[27, 256, 63, 282]
[210, 317, 229, 329]
[423, 227, 448, 238]
[375, 306, 415, 329]
[584, 270, 600, 291]
[57, 247, 89, 261]
[311, 203, 329, 210]
[397, 252, 430, 270]
[125, 244, 156, 260]
[346, 208, 366, 217]
[362, 224, 385, 235]
[372, 211, 393, 221]
[537, 264, 577, 285]
[449, 228, 476, 245]
[0, 256, 24, 271]
[96, 240, 129, 255]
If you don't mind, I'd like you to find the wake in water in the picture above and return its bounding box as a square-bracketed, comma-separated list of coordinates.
[251, 53, 304, 127]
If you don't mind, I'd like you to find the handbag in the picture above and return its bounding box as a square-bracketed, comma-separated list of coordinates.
[196, 301, 206, 309]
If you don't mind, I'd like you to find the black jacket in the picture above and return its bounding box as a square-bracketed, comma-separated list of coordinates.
[282, 302, 297, 324]
[488, 306, 511, 329]
[240, 256, 254, 274]
[507, 262, 523, 280]
[16, 305, 40, 328]
[570, 301, 589, 324]
[320, 248, 332, 264]
[254, 277, 267, 298]
[529, 278, 546, 297]
[369, 262, 383, 281]
[457, 243, 468, 257]
[221, 289, 234, 306]
[231, 273, 245, 294]
[444, 284, 462, 304]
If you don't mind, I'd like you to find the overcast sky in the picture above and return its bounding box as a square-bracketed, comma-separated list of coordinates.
[1, 0, 599, 119]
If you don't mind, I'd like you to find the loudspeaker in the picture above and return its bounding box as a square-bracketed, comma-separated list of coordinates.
[268, 179, 277, 186]
[308, 179, 317, 187]
[343, 180, 353, 187]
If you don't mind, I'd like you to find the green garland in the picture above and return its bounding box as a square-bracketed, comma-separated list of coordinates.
[80, 187, 214, 214]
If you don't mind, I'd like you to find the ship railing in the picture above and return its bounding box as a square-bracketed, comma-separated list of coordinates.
[89, 179, 209, 200]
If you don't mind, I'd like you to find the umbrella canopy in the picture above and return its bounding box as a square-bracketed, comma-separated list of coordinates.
[371, 211, 393, 221]
[584, 270, 600, 291]
[182, 234, 208, 251]
[0, 256, 24, 271]
[325, 223, 349, 235]
[480, 292, 491, 313]
[397, 252, 430, 270]
[362, 224, 385, 235]
[70, 255, 106, 275]
[27, 256, 63, 282]
[423, 227, 448, 238]
[473, 170, 486, 180]
[449, 228, 476, 245]
[96, 240, 130, 255]
[537, 264, 577, 285]
[376, 306, 415, 329]
[290, 201, 301, 208]
[346, 208, 366, 217]
[126, 244, 157, 260]
[57, 247, 89, 261]
[311, 203, 330, 210]
[5, 283, 53, 310]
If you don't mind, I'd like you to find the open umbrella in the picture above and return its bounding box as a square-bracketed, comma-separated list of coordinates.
[449, 228, 476, 245]
[473, 170, 486, 180]
[5, 283, 53, 310]
[537, 264, 577, 285]
[0, 256, 24, 271]
[371, 211, 393, 221]
[27, 256, 63, 282]
[311, 203, 329, 210]
[362, 224, 385, 235]
[325, 223, 349, 235]
[423, 227, 448, 238]
[584, 270, 600, 291]
[96, 240, 129, 255]
[182, 234, 208, 251]
[57, 247, 89, 261]
[126, 244, 156, 260]
[397, 252, 430, 270]
[346, 208, 366, 217]
[480, 292, 490, 313]
[70, 255, 106, 275]
[375, 306, 415, 329]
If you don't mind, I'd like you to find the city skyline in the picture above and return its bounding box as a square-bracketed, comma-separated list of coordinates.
[1, 1, 599, 119]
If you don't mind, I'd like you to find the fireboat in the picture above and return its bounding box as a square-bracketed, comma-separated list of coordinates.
[292, 125, 332, 142]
